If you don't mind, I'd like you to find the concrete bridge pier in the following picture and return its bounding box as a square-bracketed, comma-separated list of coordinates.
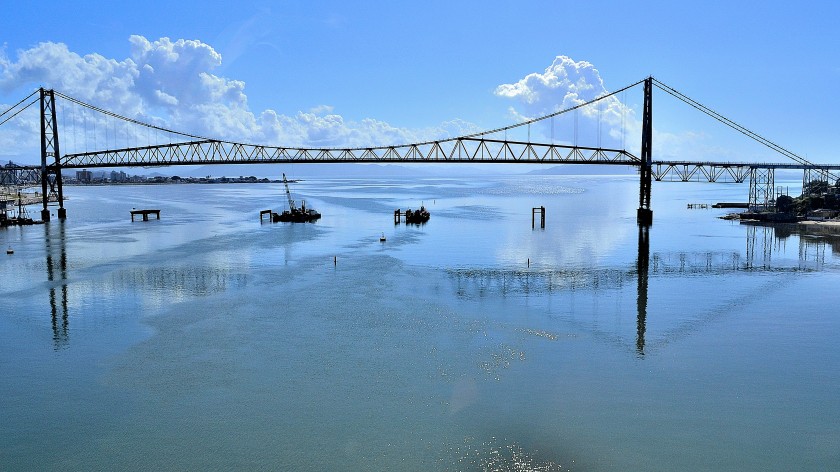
[637, 162, 653, 225]
[637, 207, 652, 225]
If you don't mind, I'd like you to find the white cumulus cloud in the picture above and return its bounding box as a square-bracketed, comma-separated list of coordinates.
[494, 55, 640, 153]
[493, 55, 738, 161]
[0, 36, 480, 162]
[495, 56, 602, 108]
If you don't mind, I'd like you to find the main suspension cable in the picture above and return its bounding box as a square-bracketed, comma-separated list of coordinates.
[50, 80, 645, 153]
[651, 78, 815, 167]
[0, 97, 39, 127]
[460, 79, 645, 141]
[54, 91, 210, 142]
[0, 89, 39, 120]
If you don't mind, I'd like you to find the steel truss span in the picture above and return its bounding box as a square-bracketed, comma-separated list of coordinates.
[652, 162, 840, 183]
[653, 163, 752, 183]
[0, 166, 42, 186]
[58, 138, 639, 169]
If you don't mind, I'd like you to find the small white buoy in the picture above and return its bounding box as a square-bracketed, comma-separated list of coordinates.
[379, 232, 386, 242]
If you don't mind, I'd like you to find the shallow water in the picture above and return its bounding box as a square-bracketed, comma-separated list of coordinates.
[2, 176, 839, 470]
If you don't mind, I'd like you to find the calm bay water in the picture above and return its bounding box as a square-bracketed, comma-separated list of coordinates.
[2, 175, 839, 471]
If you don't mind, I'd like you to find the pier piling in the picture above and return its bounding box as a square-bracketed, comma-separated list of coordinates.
[130, 209, 160, 222]
[532, 206, 545, 229]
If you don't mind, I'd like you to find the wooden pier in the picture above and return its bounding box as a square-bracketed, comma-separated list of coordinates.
[260, 209, 275, 222]
[130, 209, 160, 221]
[712, 202, 749, 209]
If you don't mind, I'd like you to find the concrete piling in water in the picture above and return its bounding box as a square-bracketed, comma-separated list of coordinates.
[130, 209, 161, 222]
[531, 206, 545, 229]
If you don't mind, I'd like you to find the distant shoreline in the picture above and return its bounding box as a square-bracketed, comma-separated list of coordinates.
[65, 178, 282, 186]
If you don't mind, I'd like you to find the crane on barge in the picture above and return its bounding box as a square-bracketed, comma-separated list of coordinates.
[283, 173, 296, 212]
[274, 173, 321, 223]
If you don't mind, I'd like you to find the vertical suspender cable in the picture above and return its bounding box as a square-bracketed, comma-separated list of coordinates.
[83, 108, 88, 153]
[621, 90, 626, 151]
[72, 102, 76, 153]
[60, 101, 67, 156]
[598, 98, 602, 149]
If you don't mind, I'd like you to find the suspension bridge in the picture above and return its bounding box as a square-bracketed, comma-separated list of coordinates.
[2, 77, 837, 225]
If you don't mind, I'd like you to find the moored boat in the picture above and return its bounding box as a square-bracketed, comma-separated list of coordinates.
[273, 206, 321, 223]
[404, 205, 430, 224]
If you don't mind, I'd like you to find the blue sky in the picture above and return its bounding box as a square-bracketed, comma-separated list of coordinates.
[2, 0, 839, 165]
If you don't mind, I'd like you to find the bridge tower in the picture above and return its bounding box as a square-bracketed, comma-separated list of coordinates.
[748, 167, 774, 211]
[802, 167, 831, 196]
[39, 88, 65, 221]
[637, 77, 653, 225]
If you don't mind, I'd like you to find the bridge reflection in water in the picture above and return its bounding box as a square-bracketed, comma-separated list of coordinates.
[40, 227, 248, 349]
[448, 224, 830, 357]
[636, 225, 649, 357]
[39, 220, 832, 351]
[45, 221, 68, 349]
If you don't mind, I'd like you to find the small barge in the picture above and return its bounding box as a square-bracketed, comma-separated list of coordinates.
[1, 216, 43, 227]
[260, 173, 321, 223]
[394, 205, 430, 225]
[274, 204, 321, 223]
[1, 194, 44, 227]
